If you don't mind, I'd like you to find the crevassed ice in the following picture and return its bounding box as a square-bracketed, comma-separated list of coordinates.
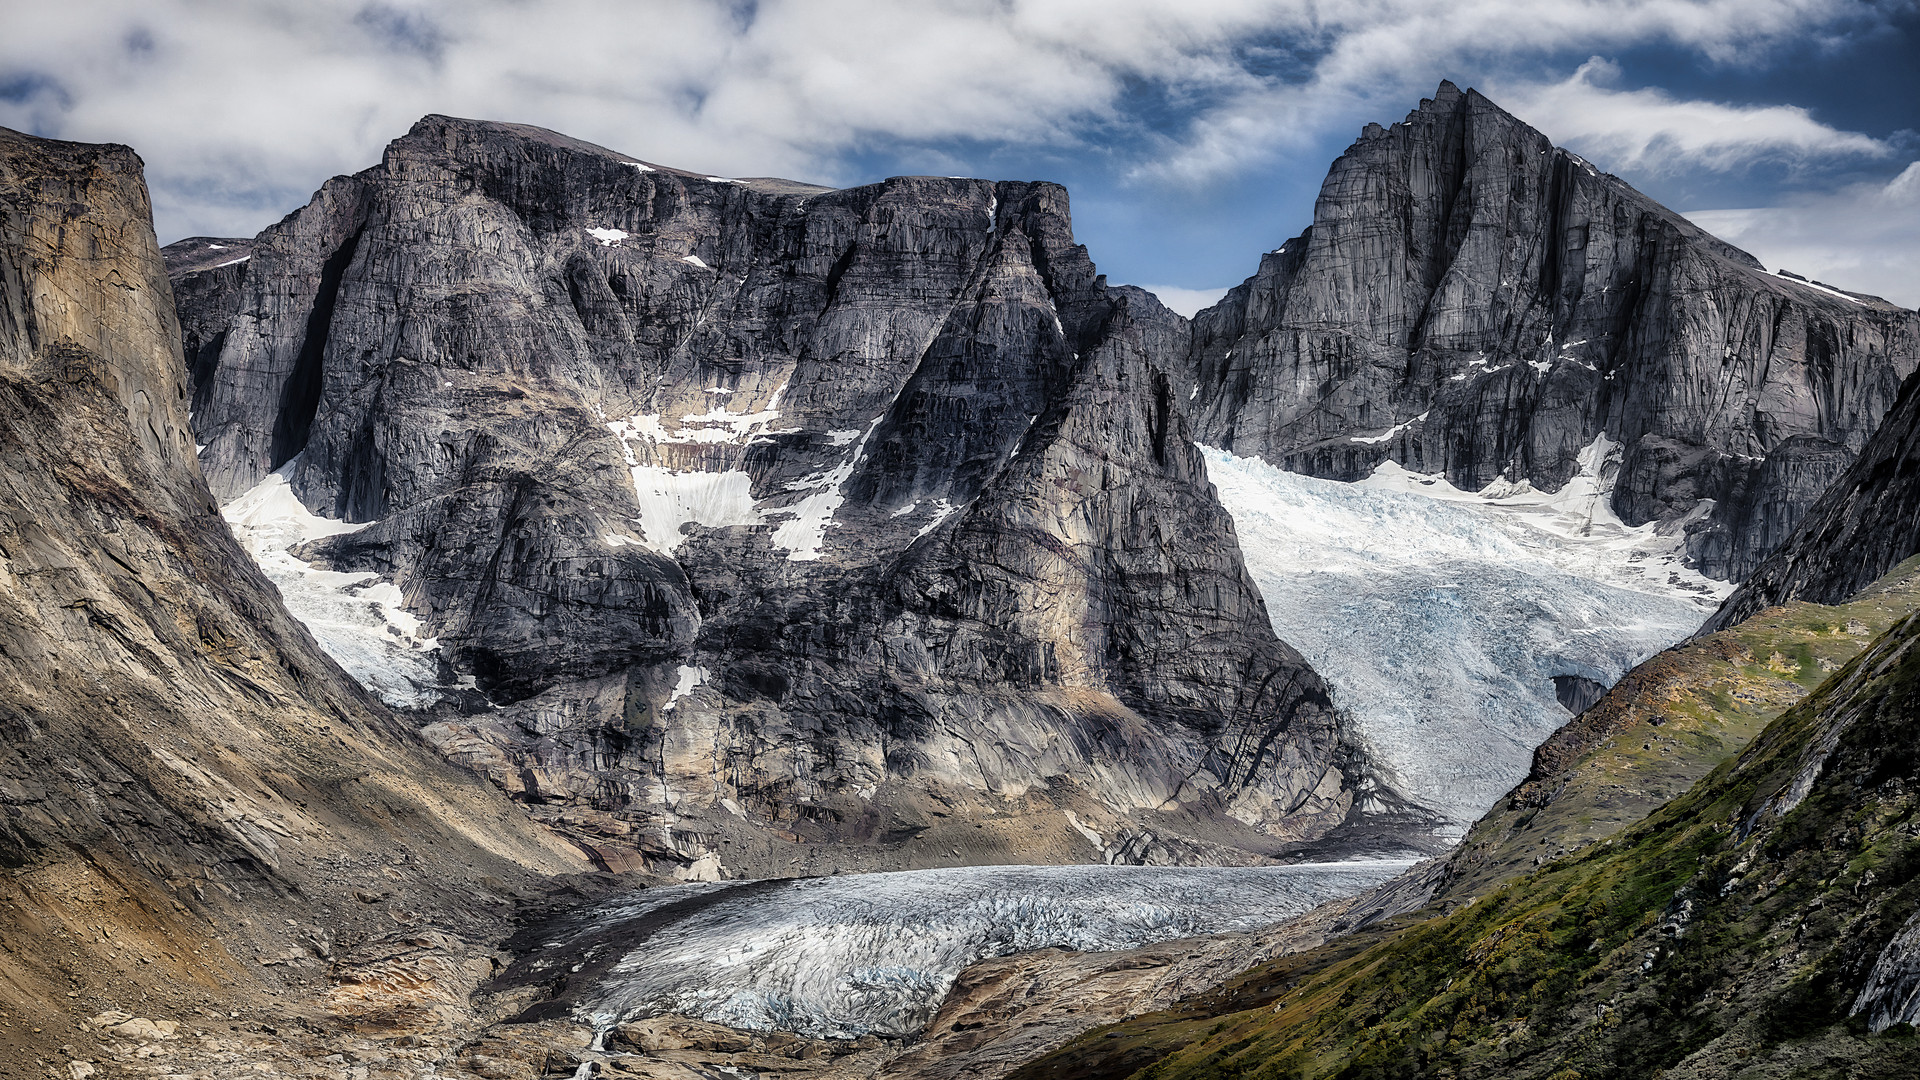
[223, 465, 443, 708]
[567, 861, 1414, 1040]
[1204, 436, 1725, 834]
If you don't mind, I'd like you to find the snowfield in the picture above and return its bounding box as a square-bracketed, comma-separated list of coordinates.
[557, 861, 1415, 1040]
[222, 464, 444, 708]
[1203, 438, 1727, 836]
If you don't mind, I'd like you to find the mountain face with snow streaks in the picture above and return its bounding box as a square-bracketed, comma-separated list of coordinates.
[1184, 81, 1920, 583]
[171, 116, 1388, 874]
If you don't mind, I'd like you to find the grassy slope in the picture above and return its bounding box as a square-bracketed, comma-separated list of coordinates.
[1029, 570, 1920, 1080]
[1444, 556, 1920, 900]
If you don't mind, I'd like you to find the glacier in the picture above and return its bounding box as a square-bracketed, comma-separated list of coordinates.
[1202, 439, 1728, 836]
[538, 861, 1415, 1040]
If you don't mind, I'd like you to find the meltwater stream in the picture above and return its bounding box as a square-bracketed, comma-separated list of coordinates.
[513, 861, 1415, 1040]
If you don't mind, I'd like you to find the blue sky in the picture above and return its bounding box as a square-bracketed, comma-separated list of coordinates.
[5, 1, 1916, 310]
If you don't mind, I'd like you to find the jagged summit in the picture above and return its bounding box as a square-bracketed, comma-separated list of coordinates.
[1185, 81, 1920, 581]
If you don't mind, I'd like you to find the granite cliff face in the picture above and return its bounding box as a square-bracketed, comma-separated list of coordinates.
[0, 126, 586, 1067]
[173, 116, 1401, 876]
[1706, 366, 1920, 631]
[1185, 81, 1920, 581]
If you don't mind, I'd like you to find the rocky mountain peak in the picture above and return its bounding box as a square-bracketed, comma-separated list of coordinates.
[1185, 81, 1919, 581]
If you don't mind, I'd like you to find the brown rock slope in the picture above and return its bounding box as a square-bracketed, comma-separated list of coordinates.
[0, 127, 586, 1071]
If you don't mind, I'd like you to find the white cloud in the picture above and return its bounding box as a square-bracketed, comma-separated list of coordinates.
[0, 0, 1901, 242]
[1131, 0, 1891, 182]
[1494, 57, 1890, 174]
[1131, 284, 1231, 318]
[1686, 163, 1920, 309]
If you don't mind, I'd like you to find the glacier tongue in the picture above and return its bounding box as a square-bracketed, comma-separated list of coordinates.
[553, 862, 1414, 1040]
[1203, 442, 1727, 836]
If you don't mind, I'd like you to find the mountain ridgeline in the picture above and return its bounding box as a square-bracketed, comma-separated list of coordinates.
[0, 127, 585, 1065]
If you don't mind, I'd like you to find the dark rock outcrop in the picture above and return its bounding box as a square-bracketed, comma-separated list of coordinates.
[162, 235, 254, 415]
[0, 127, 585, 1064]
[1705, 365, 1920, 631]
[172, 116, 1399, 873]
[1184, 81, 1920, 581]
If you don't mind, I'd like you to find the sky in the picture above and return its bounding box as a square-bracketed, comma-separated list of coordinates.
[4, 1, 1916, 313]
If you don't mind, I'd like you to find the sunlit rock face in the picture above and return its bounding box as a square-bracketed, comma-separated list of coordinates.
[0, 125, 582, 1063]
[170, 116, 1400, 874]
[1183, 80, 1920, 583]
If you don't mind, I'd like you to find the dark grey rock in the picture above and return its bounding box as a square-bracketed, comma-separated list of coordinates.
[176, 116, 1406, 871]
[1183, 81, 1920, 581]
[1704, 365, 1920, 631]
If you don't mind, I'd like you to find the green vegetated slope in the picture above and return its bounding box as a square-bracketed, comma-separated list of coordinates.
[1028, 571, 1920, 1080]
[1444, 556, 1920, 901]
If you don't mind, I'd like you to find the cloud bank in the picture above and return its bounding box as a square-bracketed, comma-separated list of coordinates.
[1, 0, 1910, 309]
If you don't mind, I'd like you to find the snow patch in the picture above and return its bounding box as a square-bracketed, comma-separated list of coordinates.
[587, 227, 628, 246]
[622, 161, 654, 172]
[1771, 268, 1867, 306]
[768, 416, 884, 561]
[682, 254, 709, 268]
[620, 466, 761, 554]
[211, 255, 250, 268]
[223, 465, 443, 708]
[1063, 811, 1104, 851]
[1349, 412, 1427, 445]
[913, 499, 958, 540]
[663, 665, 708, 712]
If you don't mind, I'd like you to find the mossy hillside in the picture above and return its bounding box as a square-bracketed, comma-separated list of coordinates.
[1037, 608, 1920, 1080]
[1444, 555, 1920, 901]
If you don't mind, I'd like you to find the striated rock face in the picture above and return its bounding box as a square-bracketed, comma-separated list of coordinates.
[1705, 367, 1920, 631]
[173, 116, 1397, 874]
[0, 126, 586, 1064]
[1184, 81, 1920, 581]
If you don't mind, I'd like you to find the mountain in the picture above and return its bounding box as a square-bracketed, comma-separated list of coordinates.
[167, 116, 1407, 876]
[0, 128, 586, 1067]
[1184, 80, 1920, 582]
[1707, 365, 1920, 631]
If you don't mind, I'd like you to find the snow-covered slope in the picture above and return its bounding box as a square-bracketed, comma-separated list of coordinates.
[1204, 438, 1727, 836]
[222, 465, 444, 707]
[540, 861, 1415, 1040]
